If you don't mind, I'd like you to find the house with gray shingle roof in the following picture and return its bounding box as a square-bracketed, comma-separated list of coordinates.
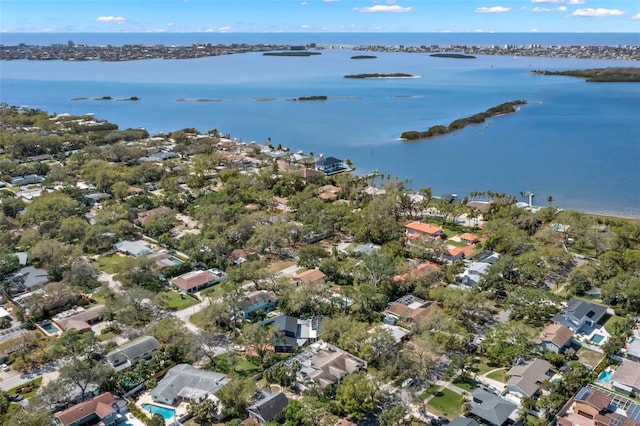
[611, 359, 640, 395]
[469, 389, 517, 426]
[553, 298, 608, 333]
[450, 416, 481, 426]
[105, 335, 160, 371]
[151, 364, 230, 406]
[247, 390, 288, 425]
[506, 358, 553, 399]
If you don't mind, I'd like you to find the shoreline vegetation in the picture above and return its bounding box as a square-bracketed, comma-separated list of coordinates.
[531, 67, 640, 82]
[262, 51, 321, 57]
[429, 53, 476, 59]
[344, 73, 416, 79]
[290, 96, 328, 101]
[350, 55, 378, 59]
[75, 96, 140, 101]
[400, 100, 527, 141]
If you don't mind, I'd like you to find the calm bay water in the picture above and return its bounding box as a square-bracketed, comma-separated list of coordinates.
[1, 33, 639, 216]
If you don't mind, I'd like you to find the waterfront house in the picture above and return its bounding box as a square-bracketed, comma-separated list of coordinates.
[553, 298, 608, 333]
[535, 323, 574, 354]
[315, 157, 346, 175]
[151, 364, 230, 406]
[405, 221, 443, 239]
[469, 389, 517, 426]
[105, 335, 160, 371]
[171, 269, 226, 294]
[54, 392, 119, 426]
[506, 358, 553, 399]
[247, 390, 289, 425]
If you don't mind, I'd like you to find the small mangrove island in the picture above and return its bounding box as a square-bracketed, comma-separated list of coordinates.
[400, 100, 527, 141]
[344, 73, 415, 79]
[291, 96, 328, 101]
[263, 51, 321, 57]
[350, 55, 378, 59]
[430, 53, 476, 59]
[531, 67, 640, 82]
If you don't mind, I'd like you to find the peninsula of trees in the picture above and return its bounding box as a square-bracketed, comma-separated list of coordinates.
[429, 53, 476, 59]
[350, 55, 378, 59]
[531, 67, 640, 82]
[401, 100, 527, 141]
[344, 73, 415, 79]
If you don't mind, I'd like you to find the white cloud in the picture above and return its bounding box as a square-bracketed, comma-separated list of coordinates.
[475, 6, 511, 13]
[531, 28, 539, 32]
[96, 16, 126, 23]
[218, 26, 231, 32]
[572, 8, 624, 16]
[533, 6, 567, 12]
[567, 0, 585, 4]
[632, 12, 640, 20]
[323, 0, 340, 2]
[300, 24, 312, 29]
[300, 1, 308, 5]
[353, 5, 414, 13]
[167, 22, 174, 26]
[531, 0, 563, 3]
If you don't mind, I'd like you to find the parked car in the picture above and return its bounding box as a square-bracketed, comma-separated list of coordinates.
[9, 394, 23, 402]
[0, 364, 9, 372]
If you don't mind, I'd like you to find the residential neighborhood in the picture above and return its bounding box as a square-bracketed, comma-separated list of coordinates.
[0, 105, 639, 426]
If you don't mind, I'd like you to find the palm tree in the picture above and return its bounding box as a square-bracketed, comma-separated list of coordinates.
[547, 195, 554, 206]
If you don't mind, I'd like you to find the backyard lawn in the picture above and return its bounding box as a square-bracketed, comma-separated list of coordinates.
[605, 315, 627, 334]
[157, 291, 199, 311]
[213, 353, 261, 377]
[200, 284, 226, 300]
[486, 368, 508, 383]
[575, 346, 604, 368]
[426, 388, 464, 419]
[93, 253, 123, 274]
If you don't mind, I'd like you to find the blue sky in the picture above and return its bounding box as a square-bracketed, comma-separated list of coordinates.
[1, 0, 639, 33]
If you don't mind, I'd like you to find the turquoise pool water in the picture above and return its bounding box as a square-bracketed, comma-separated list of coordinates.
[40, 323, 58, 334]
[142, 403, 175, 420]
[598, 370, 613, 382]
[630, 337, 637, 344]
[591, 334, 605, 343]
[169, 257, 183, 265]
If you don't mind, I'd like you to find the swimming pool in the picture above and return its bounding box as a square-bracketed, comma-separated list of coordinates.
[630, 337, 637, 344]
[142, 403, 175, 420]
[597, 370, 613, 382]
[169, 256, 183, 265]
[39, 322, 59, 335]
[591, 334, 605, 344]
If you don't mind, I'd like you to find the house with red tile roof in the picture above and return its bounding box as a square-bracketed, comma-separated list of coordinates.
[393, 261, 441, 283]
[459, 233, 480, 244]
[170, 269, 226, 294]
[293, 269, 327, 285]
[405, 221, 443, 239]
[443, 245, 474, 261]
[54, 392, 119, 426]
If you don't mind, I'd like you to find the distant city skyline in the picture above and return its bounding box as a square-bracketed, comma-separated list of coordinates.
[1, 0, 639, 34]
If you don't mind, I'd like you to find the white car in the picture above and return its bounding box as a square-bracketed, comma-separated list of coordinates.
[1, 364, 10, 372]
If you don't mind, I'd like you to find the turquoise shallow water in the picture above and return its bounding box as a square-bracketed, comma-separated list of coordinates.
[1, 47, 639, 216]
